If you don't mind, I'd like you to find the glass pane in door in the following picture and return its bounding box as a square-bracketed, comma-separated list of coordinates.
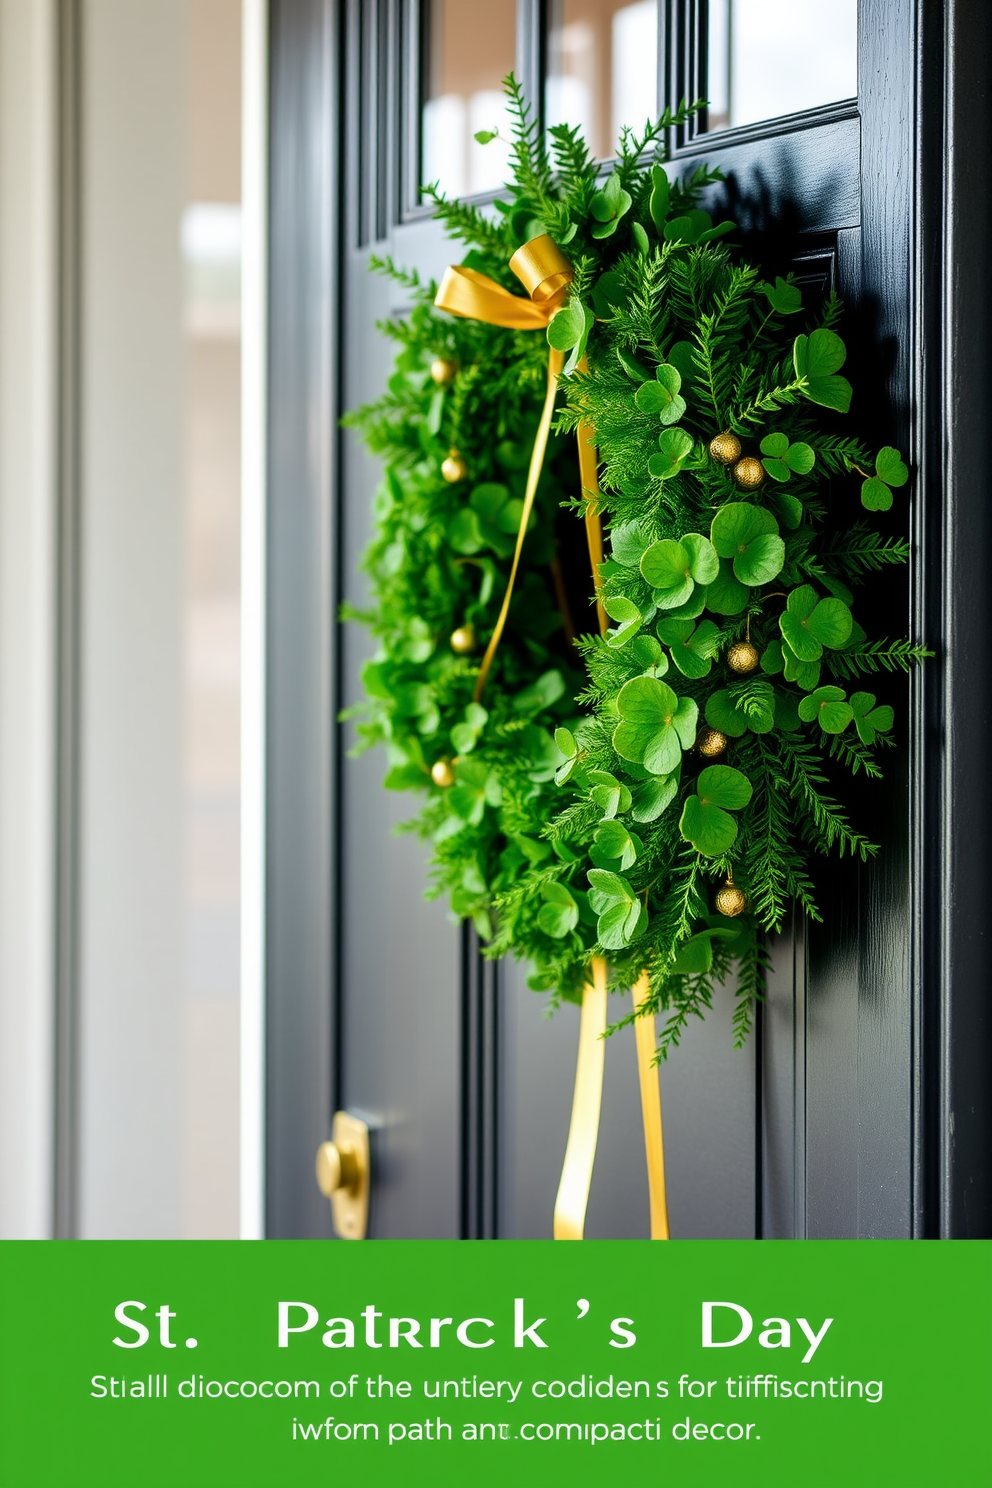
[706, 0, 857, 132]
[546, 0, 658, 159]
[422, 0, 517, 199]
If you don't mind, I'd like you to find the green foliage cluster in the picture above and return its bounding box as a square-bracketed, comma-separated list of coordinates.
[345, 79, 927, 1055]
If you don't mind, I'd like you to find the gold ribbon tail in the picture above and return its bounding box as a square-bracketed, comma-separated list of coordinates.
[553, 956, 608, 1240]
[632, 971, 670, 1240]
[473, 346, 564, 700]
[576, 355, 608, 637]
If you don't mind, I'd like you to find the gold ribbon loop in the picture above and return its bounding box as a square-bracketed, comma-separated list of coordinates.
[434, 264, 553, 330]
[508, 233, 574, 308]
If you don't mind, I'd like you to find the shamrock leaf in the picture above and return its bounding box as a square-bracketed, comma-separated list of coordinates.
[759, 432, 816, 483]
[448, 759, 501, 825]
[671, 933, 715, 975]
[710, 502, 786, 586]
[612, 676, 698, 776]
[783, 646, 821, 691]
[861, 445, 909, 511]
[635, 363, 687, 425]
[592, 819, 641, 871]
[538, 880, 579, 938]
[657, 617, 721, 679]
[450, 701, 489, 754]
[514, 669, 566, 715]
[610, 517, 655, 567]
[793, 328, 853, 413]
[760, 276, 803, 315]
[779, 585, 853, 661]
[648, 163, 669, 230]
[679, 764, 753, 856]
[641, 530, 719, 609]
[705, 683, 775, 736]
[553, 726, 579, 784]
[603, 594, 643, 648]
[797, 685, 854, 734]
[628, 634, 667, 674]
[587, 869, 647, 950]
[700, 558, 750, 615]
[647, 425, 695, 480]
[850, 691, 894, 745]
[589, 170, 633, 239]
[630, 772, 679, 823]
[663, 209, 734, 246]
[588, 769, 632, 820]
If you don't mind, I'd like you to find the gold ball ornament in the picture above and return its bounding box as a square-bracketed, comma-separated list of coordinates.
[709, 431, 743, 466]
[431, 759, 456, 788]
[441, 449, 467, 483]
[727, 640, 760, 675]
[697, 727, 728, 758]
[715, 880, 748, 918]
[733, 455, 766, 491]
[450, 625, 476, 654]
[430, 357, 458, 386]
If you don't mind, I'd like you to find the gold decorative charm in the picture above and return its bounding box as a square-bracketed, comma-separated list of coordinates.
[715, 877, 748, 918]
[697, 727, 728, 758]
[441, 449, 467, 483]
[450, 624, 476, 654]
[732, 455, 765, 491]
[430, 357, 458, 385]
[727, 639, 760, 674]
[431, 759, 455, 787]
[709, 431, 742, 466]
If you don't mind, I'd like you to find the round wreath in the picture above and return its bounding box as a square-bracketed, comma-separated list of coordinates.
[345, 80, 926, 1054]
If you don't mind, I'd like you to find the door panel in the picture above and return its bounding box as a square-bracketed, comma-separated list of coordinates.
[265, 0, 991, 1241]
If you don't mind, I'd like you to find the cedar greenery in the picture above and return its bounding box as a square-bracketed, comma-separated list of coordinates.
[345, 80, 927, 1055]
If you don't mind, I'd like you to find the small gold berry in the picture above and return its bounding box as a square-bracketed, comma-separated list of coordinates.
[430, 357, 458, 385]
[450, 625, 476, 654]
[727, 640, 760, 674]
[715, 881, 748, 917]
[431, 759, 455, 787]
[441, 449, 467, 483]
[709, 431, 742, 466]
[733, 455, 765, 491]
[697, 727, 728, 758]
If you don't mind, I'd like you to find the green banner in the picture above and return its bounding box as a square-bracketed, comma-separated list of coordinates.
[1, 1240, 988, 1487]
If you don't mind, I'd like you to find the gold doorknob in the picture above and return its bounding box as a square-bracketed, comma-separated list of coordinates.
[315, 1112, 370, 1240]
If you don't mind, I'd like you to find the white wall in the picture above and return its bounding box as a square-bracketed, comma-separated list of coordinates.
[0, 0, 57, 1240]
[77, 0, 186, 1237]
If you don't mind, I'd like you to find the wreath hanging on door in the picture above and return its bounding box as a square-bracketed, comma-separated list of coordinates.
[345, 77, 925, 1055]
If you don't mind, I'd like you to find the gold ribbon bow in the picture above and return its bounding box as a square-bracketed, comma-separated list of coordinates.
[435, 236, 667, 1242]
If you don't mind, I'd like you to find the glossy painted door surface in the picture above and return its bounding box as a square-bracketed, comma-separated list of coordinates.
[265, 0, 991, 1241]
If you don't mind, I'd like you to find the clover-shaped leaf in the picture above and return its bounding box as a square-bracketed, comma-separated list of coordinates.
[537, 880, 579, 938]
[629, 634, 667, 674]
[589, 170, 633, 239]
[630, 771, 679, 823]
[450, 701, 489, 754]
[700, 558, 750, 615]
[793, 328, 853, 413]
[640, 530, 718, 609]
[761, 276, 803, 315]
[514, 669, 566, 715]
[547, 296, 595, 375]
[671, 933, 715, 975]
[553, 726, 579, 785]
[759, 432, 816, 483]
[705, 683, 775, 737]
[592, 819, 641, 871]
[861, 445, 909, 511]
[635, 363, 686, 425]
[603, 594, 643, 648]
[663, 209, 734, 246]
[779, 584, 853, 661]
[647, 425, 695, 479]
[648, 163, 669, 230]
[679, 764, 753, 856]
[783, 647, 821, 692]
[612, 676, 698, 776]
[449, 759, 501, 825]
[588, 769, 632, 820]
[610, 517, 655, 567]
[657, 617, 721, 679]
[850, 691, 894, 745]
[797, 685, 854, 734]
[587, 869, 647, 950]
[710, 502, 785, 586]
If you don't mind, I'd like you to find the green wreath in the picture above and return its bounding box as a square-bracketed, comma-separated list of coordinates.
[345, 79, 927, 1053]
